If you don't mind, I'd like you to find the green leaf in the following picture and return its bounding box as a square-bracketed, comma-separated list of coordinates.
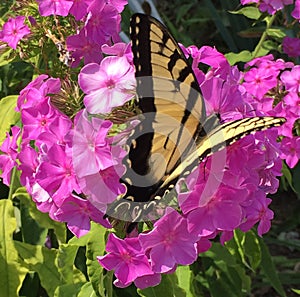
[253, 40, 278, 57]
[292, 289, 300, 295]
[86, 223, 107, 297]
[56, 244, 83, 284]
[77, 282, 98, 297]
[225, 50, 253, 65]
[242, 231, 261, 270]
[203, 0, 238, 52]
[0, 199, 28, 297]
[20, 197, 48, 245]
[54, 282, 86, 297]
[230, 7, 262, 20]
[266, 28, 286, 39]
[14, 241, 62, 297]
[0, 95, 19, 143]
[0, 47, 15, 67]
[259, 237, 286, 297]
[15, 188, 66, 243]
[138, 273, 185, 297]
[176, 266, 193, 297]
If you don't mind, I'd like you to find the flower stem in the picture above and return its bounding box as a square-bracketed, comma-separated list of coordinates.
[252, 13, 277, 58]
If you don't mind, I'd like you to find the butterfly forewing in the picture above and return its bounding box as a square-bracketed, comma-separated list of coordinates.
[122, 14, 206, 202]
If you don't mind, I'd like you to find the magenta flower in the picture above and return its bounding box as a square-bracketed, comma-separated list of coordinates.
[240, 192, 274, 236]
[139, 209, 198, 273]
[0, 16, 30, 49]
[186, 184, 246, 236]
[79, 56, 135, 114]
[21, 99, 58, 140]
[35, 144, 80, 203]
[243, 67, 278, 99]
[69, 0, 92, 20]
[37, 0, 73, 16]
[282, 36, 300, 58]
[86, 3, 120, 43]
[292, 0, 300, 20]
[70, 110, 115, 178]
[101, 42, 133, 64]
[0, 126, 21, 185]
[66, 28, 102, 67]
[18, 145, 39, 189]
[54, 194, 112, 237]
[97, 233, 154, 286]
[280, 137, 300, 168]
[280, 65, 300, 93]
[259, 0, 293, 14]
[79, 163, 126, 212]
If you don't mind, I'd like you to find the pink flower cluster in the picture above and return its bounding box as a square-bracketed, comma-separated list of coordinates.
[240, 0, 296, 16]
[96, 46, 300, 289]
[36, 0, 128, 67]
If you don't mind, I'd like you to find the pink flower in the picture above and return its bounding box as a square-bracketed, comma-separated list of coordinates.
[243, 67, 278, 99]
[186, 184, 246, 236]
[240, 192, 274, 236]
[282, 36, 300, 58]
[0, 126, 21, 185]
[280, 137, 300, 168]
[97, 233, 154, 286]
[139, 209, 198, 273]
[0, 16, 30, 49]
[18, 145, 39, 189]
[259, 0, 293, 14]
[280, 65, 300, 93]
[70, 110, 115, 178]
[37, 0, 73, 16]
[21, 99, 58, 140]
[69, 0, 92, 20]
[66, 28, 102, 67]
[54, 194, 111, 237]
[79, 163, 126, 213]
[79, 56, 135, 114]
[86, 3, 120, 43]
[292, 0, 300, 20]
[101, 42, 133, 63]
[35, 144, 80, 202]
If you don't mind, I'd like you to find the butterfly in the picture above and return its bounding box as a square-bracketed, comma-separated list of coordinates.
[106, 13, 285, 225]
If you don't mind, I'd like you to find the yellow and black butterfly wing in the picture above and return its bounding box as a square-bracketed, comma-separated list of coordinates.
[121, 13, 207, 202]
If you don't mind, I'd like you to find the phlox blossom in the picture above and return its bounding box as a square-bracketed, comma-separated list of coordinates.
[97, 233, 154, 286]
[69, 110, 115, 178]
[21, 99, 59, 140]
[0, 16, 30, 49]
[243, 67, 278, 99]
[292, 0, 300, 20]
[35, 144, 80, 203]
[259, 0, 293, 14]
[280, 65, 300, 93]
[37, 0, 73, 16]
[186, 184, 246, 236]
[69, 0, 92, 20]
[139, 209, 198, 273]
[239, 191, 274, 236]
[79, 56, 136, 114]
[54, 194, 111, 237]
[86, 3, 120, 43]
[0, 126, 21, 185]
[280, 137, 300, 168]
[282, 36, 300, 58]
[66, 28, 102, 67]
